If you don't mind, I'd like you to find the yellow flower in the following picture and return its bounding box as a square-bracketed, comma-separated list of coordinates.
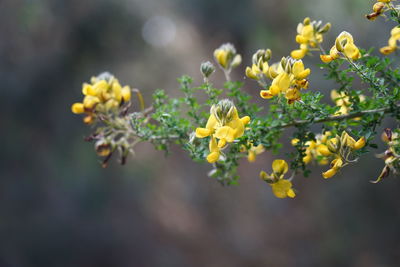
[321, 131, 365, 179]
[291, 131, 333, 165]
[243, 144, 265, 162]
[380, 26, 400, 55]
[340, 131, 366, 150]
[71, 103, 85, 114]
[214, 43, 242, 70]
[317, 144, 331, 156]
[260, 159, 295, 199]
[272, 159, 289, 176]
[321, 31, 360, 62]
[195, 99, 250, 163]
[271, 179, 296, 199]
[206, 136, 220, 163]
[322, 158, 343, 179]
[290, 17, 331, 59]
[353, 137, 366, 150]
[71, 73, 132, 124]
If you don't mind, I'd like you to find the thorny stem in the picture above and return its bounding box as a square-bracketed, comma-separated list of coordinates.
[344, 56, 382, 93]
[145, 104, 399, 141]
[271, 105, 395, 130]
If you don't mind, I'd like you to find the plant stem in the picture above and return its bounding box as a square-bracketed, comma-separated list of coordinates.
[145, 104, 399, 141]
[271, 105, 396, 130]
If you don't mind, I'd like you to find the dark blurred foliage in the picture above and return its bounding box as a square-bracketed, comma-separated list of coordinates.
[1, 0, 400, 266]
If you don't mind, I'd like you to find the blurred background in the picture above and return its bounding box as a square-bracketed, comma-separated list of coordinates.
[1, 0, 400, 266]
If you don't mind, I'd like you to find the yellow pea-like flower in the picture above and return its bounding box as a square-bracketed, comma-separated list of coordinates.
[206, 136, 220, 163]
[71, 103, 85, 114]
[271, 179, 296, 199]
[291, 17, 330, 59]
[260, 159, 296, 198]
[320, 54, 334, 63]
[321, 31, 360, 62]
[291, 48, 307, 60]
[272, 159, 289, 176]
[82, 83, 97, 96]
[195, 128, 212, 138]
[271, 72, 291, 93]
[215, 126, 236, 143]
[380, 26, 400, 55]
[322, 168, 337, 179]
[214, 50, 229, 68]
[121, 86, 131, 102]
[317, 144, 331, 156]
[285, 88, 301, 103]
[292, 61, 311, 80]
[93, 80, 109, 93]
[353, 137, 366, 150]
[83, 96, 100, 110]
[260, 90, 273, 99]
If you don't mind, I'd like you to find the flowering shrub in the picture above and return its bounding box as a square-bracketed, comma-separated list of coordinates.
[71, 2, 400, 198]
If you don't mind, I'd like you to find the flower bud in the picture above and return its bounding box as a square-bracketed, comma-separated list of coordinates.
[213, 43, 238, 69]
[95, 140, 112, 157]
[319, 23, 331, 34]
[211, 99, 235, 124]
[327, 137, 339, 153]
[200, 61, 216, 79]
[231, 54, 242, 68]
[71, 103, 85, 114]
[252, 49, 272, 65]
[373, 2, 385, 13]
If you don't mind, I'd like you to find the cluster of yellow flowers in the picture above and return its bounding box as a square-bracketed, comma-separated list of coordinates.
[365, 1, 400, 55]
[331, 90, 365, 116]
[260, 160, 296, 199]
[195, 99, 250, 163]
[251, 56, 311, 104]
[373, 128, 400, 183]
[291, 17, 331, 59]
[320, 31, 361, 63]
[292, 131, 333, 166]
[322, 131, 366, 178]
[380, 26, 400, 55]
[71, 73, 132, 124]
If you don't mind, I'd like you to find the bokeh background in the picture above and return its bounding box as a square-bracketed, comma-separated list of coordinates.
[1, 0, 400, 266]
